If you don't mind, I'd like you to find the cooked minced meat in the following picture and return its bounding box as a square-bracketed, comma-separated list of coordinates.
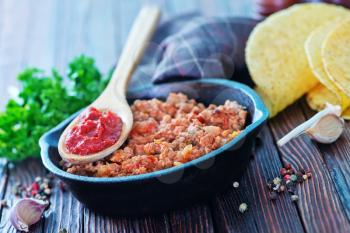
[63, 93, 247, 177]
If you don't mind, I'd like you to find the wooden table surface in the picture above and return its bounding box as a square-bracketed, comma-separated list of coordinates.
[1, 0, 350, 232]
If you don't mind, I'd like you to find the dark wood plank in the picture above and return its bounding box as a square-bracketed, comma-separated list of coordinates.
[168, 204, 214, 233]
[269, 102, 350, 233]
[0, 159, 46, 233]
[213, 188, 259, 233]
[212, 126, 304, 233]
[84, 209, 169, 233]
[43, 182, 84, 233]
[300, 99, 350, 221]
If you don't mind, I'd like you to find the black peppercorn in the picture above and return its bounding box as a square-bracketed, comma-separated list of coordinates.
[269, 191, 278, 200]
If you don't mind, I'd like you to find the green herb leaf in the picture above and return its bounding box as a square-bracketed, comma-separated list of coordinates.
[0, 55, 110, 161]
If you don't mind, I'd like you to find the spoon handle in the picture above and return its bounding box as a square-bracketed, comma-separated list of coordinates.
[108, 6, 160, 95]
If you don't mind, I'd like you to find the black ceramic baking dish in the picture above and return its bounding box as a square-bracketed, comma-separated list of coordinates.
[40, 79, 268, 216]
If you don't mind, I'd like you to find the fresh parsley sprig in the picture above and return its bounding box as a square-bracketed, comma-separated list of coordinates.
[0, 55, 110, 161]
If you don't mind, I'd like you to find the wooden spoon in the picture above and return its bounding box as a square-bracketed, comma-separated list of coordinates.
[58, 6, 161, 164]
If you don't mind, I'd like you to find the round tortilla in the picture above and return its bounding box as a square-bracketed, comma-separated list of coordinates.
[323, 18, 350, 98]
[306, 84, 339, 111]
[305, 19, 350, 111]
[246, 3, 350, 117]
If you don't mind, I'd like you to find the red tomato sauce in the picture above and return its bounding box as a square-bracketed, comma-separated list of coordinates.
[65, 107, 123, 155]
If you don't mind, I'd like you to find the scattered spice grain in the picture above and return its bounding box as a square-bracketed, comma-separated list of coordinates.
[302, 174, 308, 180]
[13, 174, 54, 203]
[291, 195, 299, 202]
[290, 174, 297, 182]
[306, 171, 312, 178]
[266, 164, 312, 202]
[269, 191, 278, 200]
[239, 203, 248, 213]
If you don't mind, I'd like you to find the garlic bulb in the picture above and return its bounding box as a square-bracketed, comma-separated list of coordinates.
[278, 104, 344, 146]
[306, 114, 344, 143]
[10, 198, 48, 232]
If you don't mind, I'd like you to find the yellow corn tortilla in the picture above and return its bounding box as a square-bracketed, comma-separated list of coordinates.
[305, 19, 350, 111]
[246, 3, 350, 117]
[306, 84, 339, 111]
[342, 108, 350, 120]
[307, 84, 350, 120]
[323, 18, 350, 98]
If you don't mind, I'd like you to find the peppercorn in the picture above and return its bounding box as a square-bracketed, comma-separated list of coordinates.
[286, 180, 295, 187]
[279, 185, 285, 192]
[302, 174, 308, 180]
[267, 182, 273, 190]
[233, 182, 239, 188]
[13, 187, 20, 196]
[283, 174, 291, 181]
[273, 184, 280, 191]
[306, 171, 312, 178]
[35, 177, 42, 183]
[273, 177, 282, 185]
[269, 191, 278, 200]
[280, 168, 287, 176]
[291, 195, 299, 202]
[44, 188, 51, 195]
[266, 165, 312, 203]
[296, 172, 303, 183]
[31, 182, 39, 191]
[239, 203, 248, 213]
[290, 174, 297, 182]
[286, 182, 296, 194]
[43, 178, 50, 184]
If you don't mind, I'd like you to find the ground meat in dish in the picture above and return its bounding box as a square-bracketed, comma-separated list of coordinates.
[63, 93, 247, 177]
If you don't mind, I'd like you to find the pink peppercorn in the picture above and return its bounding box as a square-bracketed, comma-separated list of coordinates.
[31, 182, 39, 196]
[31, 182, 39, 191]
[280, 168, 287, 176]
[284, 174, 291, 181]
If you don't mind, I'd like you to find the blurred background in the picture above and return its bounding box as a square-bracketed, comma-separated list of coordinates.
[0, 0, 349, 109]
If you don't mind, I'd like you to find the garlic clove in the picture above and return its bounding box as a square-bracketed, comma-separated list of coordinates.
[277, 103, 344, 146]
[10, 198, 48, 232]
[306, 114, 344, 144]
